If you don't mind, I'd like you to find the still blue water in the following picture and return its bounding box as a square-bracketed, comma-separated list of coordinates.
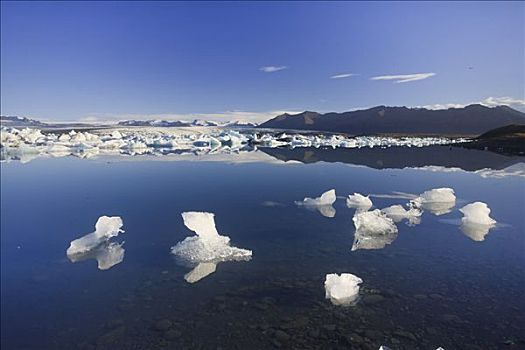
[1, 153, 524, 350]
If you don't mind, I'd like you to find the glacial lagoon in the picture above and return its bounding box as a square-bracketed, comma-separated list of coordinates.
[1, 148, 524, 350]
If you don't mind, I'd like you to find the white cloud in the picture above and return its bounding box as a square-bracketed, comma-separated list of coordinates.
[421, 96, 525, 112]
[81, 109, 302, 124]
[259, 66, 287, 73]
[371, 73, 436, 83]
[330, 73, 355, 79]
[479, 96, 525, 108]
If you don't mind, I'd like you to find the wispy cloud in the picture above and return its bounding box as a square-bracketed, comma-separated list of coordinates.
[259, 66, 287, 73]
[371, 72, 436, 83]
[330, 73, 355, 79]
[422, 96, 525, 112]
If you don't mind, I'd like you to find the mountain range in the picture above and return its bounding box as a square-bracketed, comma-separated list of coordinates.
[117, 119, 258, 128]
[0, 116, 258, 129]
[3, 104, 524, 136]
[257, 104, 525, 136]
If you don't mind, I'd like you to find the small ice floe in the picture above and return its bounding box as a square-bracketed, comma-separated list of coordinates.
[381, 204, 422, 226]
[346, 193, 373, 211]
[411, 188, 456, 216]
[352, 209, 398, 251]
[66, 216, 125, 270]
[459, 202, 497, 241]
[295, 189, 337, 218]
[171, 212, 252, 283]
[324, 273, 363, 306]
[66, 216, 124, 255]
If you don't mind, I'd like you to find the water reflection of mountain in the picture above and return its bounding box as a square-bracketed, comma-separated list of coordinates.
[260, 145, 523, 172]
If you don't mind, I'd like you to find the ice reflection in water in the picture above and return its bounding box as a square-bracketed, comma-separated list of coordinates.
[67, 241, 125, 270]
[171, 212, 252, 283]
[460, 222, 495, 242]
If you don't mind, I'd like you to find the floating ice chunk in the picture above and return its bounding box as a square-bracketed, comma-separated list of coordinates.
[299, 189, 336, 206]
[325, 273, 363, 306]
[460, 202, 496, 225]
[67, 241, 125, 270]
[58, 133, 71, 142]
[381, 204, 422, 226]
[459, 202, 496, 241]
[181, 211, 221, 240]
[411, 188, 456, 215]
[352, 209, 398, 251]
[346, 193, 373, 210]
[295, 189, 337, 218]
[66, 216, 124, 256]
[171, 212, 252, 283]
[111, 130, 123, 139]
[419, 187, 456, 203]
[353, 209, 398, 236]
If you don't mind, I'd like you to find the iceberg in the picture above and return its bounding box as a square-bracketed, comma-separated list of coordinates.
[295, 189, 337, 218]
[352, 209, 398, 251]
[324, 273, 363, 306]
[66, 216, 125, 270]
[346, 193, 373, 211]
[381, 204, 422, 226]
[298, 189, 336, 206]
[171, 212, 252, 283]
[0, 125, 468, 163]
[411, 188, 456, 215]
[459, 202, 496, 241]
[460, 202, 496, 225]
[66, 216, 124, 256]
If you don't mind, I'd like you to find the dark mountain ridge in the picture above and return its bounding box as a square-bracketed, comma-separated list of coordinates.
[258, 104, 525, 136]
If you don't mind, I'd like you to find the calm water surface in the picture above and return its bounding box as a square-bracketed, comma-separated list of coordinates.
[1, 151, 524, 350]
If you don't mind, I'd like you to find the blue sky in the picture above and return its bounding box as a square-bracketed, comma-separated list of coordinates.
[1, 1, 524, 122]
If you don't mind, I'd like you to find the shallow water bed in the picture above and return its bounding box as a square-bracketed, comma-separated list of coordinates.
[1, 154, 524, 350]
